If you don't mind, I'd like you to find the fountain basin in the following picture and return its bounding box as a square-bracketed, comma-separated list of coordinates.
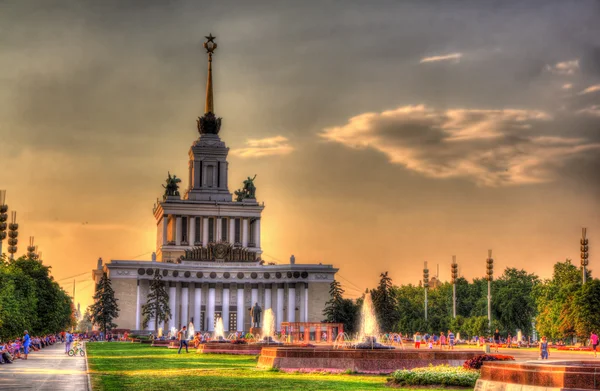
[257, 347, 478, 374]
[476, 361, 600, 391]
[197, 341, 305, 355]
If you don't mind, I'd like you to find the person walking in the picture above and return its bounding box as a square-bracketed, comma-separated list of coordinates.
[493, 329, 501, 353]
[539, 336, 549, 359]
[414, 332, 422, 349]
[65, 331, 73, 355]
[591, 331, 599, 358]
[178, 326, 188, 354]
[448, 330, 455, 350]
[22, 331, 31, 360]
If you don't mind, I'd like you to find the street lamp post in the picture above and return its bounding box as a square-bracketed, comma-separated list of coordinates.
[423, 261, 429, 321]
[451, 256, 458, 318]
[7, 211, 18, 260]
[581, 228, 589, 284]
[486, 250, 494, 329]
[0, 190, 7, 257]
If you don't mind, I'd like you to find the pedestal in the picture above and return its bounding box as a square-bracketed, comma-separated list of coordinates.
[250, 327, 262, 336]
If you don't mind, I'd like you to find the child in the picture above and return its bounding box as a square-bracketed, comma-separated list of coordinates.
[539, 336, 549, 359]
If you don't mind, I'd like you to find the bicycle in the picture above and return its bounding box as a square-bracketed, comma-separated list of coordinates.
[68, 341, 85, 357]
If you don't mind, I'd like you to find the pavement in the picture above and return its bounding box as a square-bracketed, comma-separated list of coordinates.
[0, 342, 89, 391]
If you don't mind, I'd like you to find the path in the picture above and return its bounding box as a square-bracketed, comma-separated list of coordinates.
[0, 342, 89, 391]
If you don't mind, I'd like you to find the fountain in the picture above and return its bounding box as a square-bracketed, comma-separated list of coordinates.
[257, 294, 478, 373]
[157, 327, 163, 338]
[258, 309, 282, 345]
[353, 295, 393, 349]
[210, 317, 228, 342]
[187, 322, 195, 340]
[170, 327, 178, 339]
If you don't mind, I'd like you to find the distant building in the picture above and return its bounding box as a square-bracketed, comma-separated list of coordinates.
[93, 35, 337, 333]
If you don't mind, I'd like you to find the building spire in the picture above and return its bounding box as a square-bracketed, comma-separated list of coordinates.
[204, 33, 217, 114]
[197, 33, 222, 136]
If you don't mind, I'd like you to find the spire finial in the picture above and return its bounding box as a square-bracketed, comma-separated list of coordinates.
[203, 33, 217, 114]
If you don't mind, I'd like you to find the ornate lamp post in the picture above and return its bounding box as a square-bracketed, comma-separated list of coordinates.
[486, 250, 494, 328]
[451, 256, 458, 318]
[0, 190, 7, 257]
[423, 261, 429, 321]
[581, 228, 589, 284]
[7, 211, 18, 260]
[27, 236, 38, 260]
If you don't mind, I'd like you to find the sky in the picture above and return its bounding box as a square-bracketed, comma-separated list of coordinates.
[1, 0, 599, 309]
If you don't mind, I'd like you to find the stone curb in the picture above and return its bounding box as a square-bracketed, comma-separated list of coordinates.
[84, 341, 93, 391]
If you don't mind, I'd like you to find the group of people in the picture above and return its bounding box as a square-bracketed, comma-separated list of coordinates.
[0, 331, 60, 364]
[413, 331, 456, 349]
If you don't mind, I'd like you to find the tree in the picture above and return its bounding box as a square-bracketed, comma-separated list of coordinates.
[322, 279, 359, 333]
[371, 272, 399, 332]
[142, 270, 171, 330]
[77, 307, 93, 333]
[0, 262, 38, 340]
[493, 268, 539, 335]
[90, 272, 120, 334]
[572, 279, 600, 338]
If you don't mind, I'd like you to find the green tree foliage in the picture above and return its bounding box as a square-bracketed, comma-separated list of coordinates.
[142, 270, 171, 329]
[90, 272, 120, 333]
[572, 279, 600, 337]
[322, 279, 360, 333]
[371, 272, 399, 332]
[492, 268, 539, 335]
[0, 256, 73, 340]
[77, 306, 94, 333]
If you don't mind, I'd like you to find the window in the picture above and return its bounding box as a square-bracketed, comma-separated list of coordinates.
[234, 218, 241, 244]
[208, 217, 215, 243]
[221, 218, 228, 242]
[206, 165, 214, 188]
[195, 218, 201, 244]
[181, 216, 188, 243]
[229, 312, 237, 332]
[249, 219, 255, 247]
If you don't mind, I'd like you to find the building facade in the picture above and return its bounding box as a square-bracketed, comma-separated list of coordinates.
[92, 35, 337, 333]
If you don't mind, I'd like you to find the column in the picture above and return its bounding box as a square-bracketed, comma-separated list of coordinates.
[135, 280, 141, 330]
[207, 283, 216, 332]
[162, 216, 168, 245]
[304, 282, 309, 322]
[194, 283, 202, 331]
[189, 217, 196, 245]
[216, 217, 222, 241]
[229, 218, 235, 245]
[254, 218, 261, 249]
[264, 284, 272, 310]
[242, 218, 249, 247]
[181, 283, 189, 327]
[276, 284, 284, 331]
[222, 284, 230, 332]
[202, 217, 209, 245]
[237, 284, 245, 332]
[169, 282, 176, 329]
[288, 283, 296, 323]
[175, 216, 182, 245]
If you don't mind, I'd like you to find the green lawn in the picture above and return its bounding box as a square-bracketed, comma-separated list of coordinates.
[86, 343, 453, 391]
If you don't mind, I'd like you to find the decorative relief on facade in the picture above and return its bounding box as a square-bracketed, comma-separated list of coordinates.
[181, 242, 259, 262]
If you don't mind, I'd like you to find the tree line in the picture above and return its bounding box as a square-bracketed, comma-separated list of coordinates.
[0, 255, 76, 340]
[324, 259, 599, 342]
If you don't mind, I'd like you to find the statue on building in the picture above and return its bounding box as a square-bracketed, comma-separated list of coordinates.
[234, 175, 257, 202]
[250, 302, 262, 327]
[163, 172, 181, 198]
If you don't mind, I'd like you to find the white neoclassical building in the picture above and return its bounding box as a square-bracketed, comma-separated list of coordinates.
[93, 35, 337, 333]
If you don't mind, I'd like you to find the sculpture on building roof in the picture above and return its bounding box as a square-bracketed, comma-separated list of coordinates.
[163, 172, 181, 198]
[234, 175, 257, 202]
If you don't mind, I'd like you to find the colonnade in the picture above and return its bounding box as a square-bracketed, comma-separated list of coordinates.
[135, 281, 309, 333]
[161, 215, 260, 248]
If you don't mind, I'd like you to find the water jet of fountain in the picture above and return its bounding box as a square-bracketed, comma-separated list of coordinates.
[170, 327, 177, 340]
[358, 294, 379, 342]
[188, 322, 195, 340]
[157, 327, 163, 338]
[213, 317, 225, 340]
[262, 309, 276, 343]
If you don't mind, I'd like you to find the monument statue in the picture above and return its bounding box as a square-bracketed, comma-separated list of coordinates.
[234, 175, 257, 202]
[163, 172, 181, 198]
[250, 302, 262, 328]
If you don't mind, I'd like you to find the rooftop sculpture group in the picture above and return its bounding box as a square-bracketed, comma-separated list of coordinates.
[235, 175, 257, 202]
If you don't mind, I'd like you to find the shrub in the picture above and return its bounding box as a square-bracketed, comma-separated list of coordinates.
[463, 354, 515, 370]
[389, 365, 479, 387]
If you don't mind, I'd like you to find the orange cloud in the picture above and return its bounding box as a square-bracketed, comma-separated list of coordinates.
[231, 136, 294, 158]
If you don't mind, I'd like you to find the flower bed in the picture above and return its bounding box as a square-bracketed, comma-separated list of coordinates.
[389, 365, 480, 387]
[555, 346, 593, 351]
[463, 354, 515, 370]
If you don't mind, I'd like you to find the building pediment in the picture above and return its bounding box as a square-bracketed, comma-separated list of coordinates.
[181, 242, 259, 263]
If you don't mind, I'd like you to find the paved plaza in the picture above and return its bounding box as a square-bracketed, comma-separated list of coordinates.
[0, 343, 88, 391]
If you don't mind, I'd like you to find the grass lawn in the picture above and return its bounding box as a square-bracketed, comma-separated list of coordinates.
[86, 343, 455, 391]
